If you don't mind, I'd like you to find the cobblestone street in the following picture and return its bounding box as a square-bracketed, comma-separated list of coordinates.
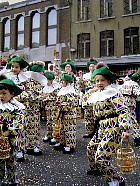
[16, 120, 140, 186]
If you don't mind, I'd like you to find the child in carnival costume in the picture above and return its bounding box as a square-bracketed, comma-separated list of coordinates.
[53, 73, 78, 154]
[60, 60, 81, 119]
[60, 59, 77, 86]
[5, 56, 48, 155]
[41, 72, 60, 144]
[27, 60, 46, 121]
[81, 59, 98, 138]
[86, 64, 130, 186]
[83, 58, 98, 80]
[75, 78, 86, 120]
[0, 72, 26, 162]
[82, 79, 99, 139]
[83, 58, 98, 91]
[119, 71, 140, 146]
[0, 78, 25, 185]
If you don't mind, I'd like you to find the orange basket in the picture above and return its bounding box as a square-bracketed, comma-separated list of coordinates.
[0, 124, 11, 159]
[116, 139, 136, 174]
[0, 136, 11, 159]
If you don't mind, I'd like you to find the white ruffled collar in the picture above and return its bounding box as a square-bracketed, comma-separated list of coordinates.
[43, 81, 60, 94]
[123, 79, 139, 86]
[0, 98, 25, 111]
[5, 71, 29, 84]
[5, 71, 48, 86]
[57, 84, 76, 96]
[87, 85, 119, 104]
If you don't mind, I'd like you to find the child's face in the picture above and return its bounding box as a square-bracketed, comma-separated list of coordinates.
[65, 64, 72, 73]
[0, 89, 14, 103]
[61, 80, 67, 87]
[89, 64, 95, 72]
[47, 80, 53, 86]
[11, 62, 21, 75]
[94, 75, 110, 91]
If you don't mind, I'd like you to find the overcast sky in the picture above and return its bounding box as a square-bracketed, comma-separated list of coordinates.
[0, 0, 22, 4]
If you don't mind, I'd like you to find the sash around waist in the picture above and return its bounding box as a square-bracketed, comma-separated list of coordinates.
[97, 113, 119, 121]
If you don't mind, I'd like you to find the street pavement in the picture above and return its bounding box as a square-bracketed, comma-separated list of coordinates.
[16, 120, 140, 186]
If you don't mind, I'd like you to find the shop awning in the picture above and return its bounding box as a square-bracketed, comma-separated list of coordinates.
[74, 55, 140, 67]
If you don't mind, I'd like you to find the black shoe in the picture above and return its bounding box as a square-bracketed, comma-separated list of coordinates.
[49, 138, 56, 145]
[119, 180, 126, 186]
[63, 147, 75, 154]
[33, 151, 42, 156]
[16, 156, 25, 162]
[49, 141, 56, 145]
[8, 180, 18, 186]
[87, 169, 102, 176]
[26, 148, 34, 155]
[9, 182, 18, 186]
[43, 137, 52, 143]
[134, 138, 140, 146]
[53, 144, 64, 151]
[83, 133, 93, 138]
[33, 147, 42, 156]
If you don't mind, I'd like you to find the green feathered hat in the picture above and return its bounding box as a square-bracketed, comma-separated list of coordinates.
[60, 73, 74, 83]
[91, 66, 117, 83]
[44, 72, 55, 80]
[60, 59, 76, 71]
[0, 79, 22, 96]
[129, 72, 140, 82]
[28, 61, 45, 72]
[6, 55, 29, 69]
[86, 58, 98, 69]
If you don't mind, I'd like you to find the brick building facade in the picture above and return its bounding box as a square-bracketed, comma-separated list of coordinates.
[0, 0, 71, 69]
[70, 0, 140, 75]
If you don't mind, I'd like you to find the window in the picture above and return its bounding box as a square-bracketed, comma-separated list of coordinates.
[100, 0, 113, 18]
[77, 33, 90, 58]
[124, 27, 139, 55]
[3, 18, 10, 51]
[100, 30, 114, 57]
[47, 8, 57, 46]
[77, 0, 90, 21]
[31, 12, 40, 48]
[124, 0, 138, 14]
[17, 15, 24, 50]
